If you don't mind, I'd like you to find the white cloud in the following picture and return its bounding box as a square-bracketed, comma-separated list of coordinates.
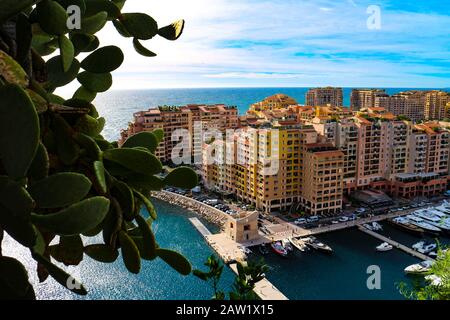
[65, 0, 450, 90]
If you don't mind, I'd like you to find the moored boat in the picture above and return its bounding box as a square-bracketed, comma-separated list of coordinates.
[270, 241, 288, 257]
[289, 237, 309, 252]
[405, 215, 441, 235]
[376, 242, 393, 252]
[281, 239, 294, 252]
[404, 260, 434, 274]
[412, 241, 437, 254]
[387, 217, 425, 236]
[304, 236, 333, 253]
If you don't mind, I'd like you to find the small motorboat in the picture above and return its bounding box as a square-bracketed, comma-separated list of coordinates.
[270, 241, 288, 257]
[304, 236, 333, 253]
[238, 246, 252, 255]
[258, 244, 269, 255]
[404, 260, 434, 274]
[289, 237, 309, 252]
[412, 241, 437, 254]
[376, 242, 393, 252]
[371, 222, 383, 231]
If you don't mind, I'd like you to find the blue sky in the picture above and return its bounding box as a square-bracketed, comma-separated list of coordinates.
[95, 0, 450, 89]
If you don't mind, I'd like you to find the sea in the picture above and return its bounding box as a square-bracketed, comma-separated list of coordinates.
[4, 87, 449, 300]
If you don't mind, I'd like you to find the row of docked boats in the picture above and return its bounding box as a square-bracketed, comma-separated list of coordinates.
[259, 237, 333, 258]
[387, 204, 450, 236]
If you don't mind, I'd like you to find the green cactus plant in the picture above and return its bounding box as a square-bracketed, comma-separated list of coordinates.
[0, 0, 195, 299]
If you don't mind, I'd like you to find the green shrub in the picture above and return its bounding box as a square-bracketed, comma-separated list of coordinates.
[0, 0, 196, 299]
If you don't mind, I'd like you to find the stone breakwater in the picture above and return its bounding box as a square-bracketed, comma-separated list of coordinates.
[151, 191, 228, 228]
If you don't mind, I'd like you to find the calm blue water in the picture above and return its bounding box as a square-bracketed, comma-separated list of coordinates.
[3, 199, 235, 300]
[94, 87, 440, 141]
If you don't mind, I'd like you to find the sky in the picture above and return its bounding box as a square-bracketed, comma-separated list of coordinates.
[81, 0, 450, 89]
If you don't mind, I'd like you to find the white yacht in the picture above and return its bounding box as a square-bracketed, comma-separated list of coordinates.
[405, 215, 441, 234]
[413, 209, 441, 223]
[289, 238, 308, 252]
[363, 222, 383, 231]
[412, 241, 437, 254]
[404, 260, 434, 274]
[376, 242, 393, 252]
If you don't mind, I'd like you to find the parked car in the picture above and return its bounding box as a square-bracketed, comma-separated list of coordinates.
[294, 218, 307, 225]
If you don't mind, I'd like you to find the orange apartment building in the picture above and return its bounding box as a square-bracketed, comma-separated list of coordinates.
[120, 104, 239, 162]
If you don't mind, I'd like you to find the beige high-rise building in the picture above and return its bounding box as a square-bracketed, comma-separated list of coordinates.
[350, 89, 387, 111]
[299, 144, 344, 216]
[375, 91, 426, 121]
[249, 94, 297, 113]
[120, 104, 239, 162]
[306, 87, 343, 107]
[425, 90, 450, 120]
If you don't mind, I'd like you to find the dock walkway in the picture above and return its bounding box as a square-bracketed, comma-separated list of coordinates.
[358, 226, 435, 261]
[189, 218, 288, 300]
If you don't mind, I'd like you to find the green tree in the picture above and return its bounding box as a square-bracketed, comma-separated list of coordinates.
[0, 0, 196, 299]
[194, 255, 269, 300]
[399, 247, 450, 300]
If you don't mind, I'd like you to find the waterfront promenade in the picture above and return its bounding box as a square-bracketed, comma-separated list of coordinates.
[358, 226, 435, 261]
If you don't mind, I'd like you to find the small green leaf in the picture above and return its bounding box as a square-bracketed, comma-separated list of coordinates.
[85, 0, 120, 19]
[119, 230, 141, 274]
[0, 84, 39, 180]
[31, 33, 58, 56]
[132, 38, 156, 57]
[158, 19, 185, 41]
[124, 173, 164, 193]
[84, 244, 119, 263]
[74, 132, 102, 160]
[46, 56, 80, 88]
[74, 115, 103, 136]
[26, 89, 48, 114]
[77, 71, 112, 93]
[49, 235, 84, 266]
[28, 173, 92, 209]
[58, 35, 75, 72]
[79, 11, 108, 34]
[113, 19, 132, 37]
[31, 196, 110, 235]
[120, 13, 158, 40]
[153, 128, 164, 144]
[32, 253, 87, 295]
[73, 86, 97, 102]
[133, 189, 157, 220]
[81, 46, 124, 73]
[135, 215, 156, 260]
[28, 142, 49, 181]
[103, 148, 162, 175]
[0, 50, 29, 88]
[70, 33, 99, 54]
[0, 203, 36, 248]
[53, 114, 80, 165]
[156, 248, 191, 275]
[164, 167, 198, 189]
[122, 131, 158, 153]
[37, 0, 68, 35]
[111, 0, 126, 10]
[15, 13, 32, 64]
[0, 257, 35, 299]
[111, 180, 135, 220]
[94, 161, 107, 194]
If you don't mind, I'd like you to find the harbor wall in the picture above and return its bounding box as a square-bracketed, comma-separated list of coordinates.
[151, 190, 228, 227]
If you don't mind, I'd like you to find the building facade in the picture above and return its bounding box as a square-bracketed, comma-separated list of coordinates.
[306, 87, 343, 108]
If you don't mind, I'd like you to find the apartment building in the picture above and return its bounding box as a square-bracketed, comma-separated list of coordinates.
[120, 104, 239, 162]
[306, 87, 343, 107]
[299, 144, 344, 216]
[425, 90, 450, 120]
[375, 91, 426, 121]
[350, 89, 387, 111]
[249, 94, 298, 113]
